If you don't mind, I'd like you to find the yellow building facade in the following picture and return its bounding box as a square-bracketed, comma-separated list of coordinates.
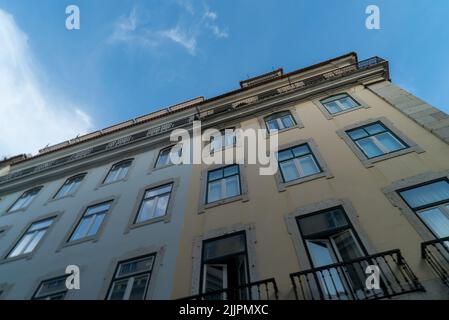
[172, 53, 449, 300]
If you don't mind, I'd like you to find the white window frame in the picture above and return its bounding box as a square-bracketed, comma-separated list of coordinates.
[135, 184, 173, 224]
[8, 218, 54, 258]
[265, 112, 296, 132]
[107, 255, 155, 300]
[103, 160, 132, 184]
[321, 94, 359, 114]
[54, 174, 85, 199]
[8, 187, 41, 212]
[206, 166, 241, 204]
[69, 202, 111, 242]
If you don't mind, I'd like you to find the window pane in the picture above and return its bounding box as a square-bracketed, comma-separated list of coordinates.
[418, 207, 449, 238]
[339, 96, 358, 109]
[357, 137, 384, 158]
[280, 160, 300, 182]
[118, 256, 154, 276]
[146, 184, 172, 198]
[365, 123, 385, 135]
[9, 233, 34, 257]
[298, 155, 320, 177]
[29, 218, 54, 231]
[324, 101, 341, 114]
[87, 213, 105, 237]
[129, 275, 150, 300]
[400, 181, 449, 209]
[277, 149, 293, 161]
[154, 194, 169, 218]
[297, 208, 349, 237]
[208, 169, 223, 181]
[266, 119, 279, 131]
[281, 115, 295, 128]
[23, 230, 45, 254]
[225, 175, 240, 198]
[292, 145, 310, 157]
[137, 198, 155, 223]
[207, 181, 222, 203]
[86, 202, 111, 215]
[376, 132, 405, 152]
[203, 233, 246, 261]
[71, 216, 92, 241]
[109, 279, 128, 300]
[156, 149, 170, 167]
[347, 129, 367, 140]
[223, 165, 238, 177]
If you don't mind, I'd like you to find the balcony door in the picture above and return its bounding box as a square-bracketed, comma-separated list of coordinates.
[298, 207, 370, 299]
[201, 232, 249, 300]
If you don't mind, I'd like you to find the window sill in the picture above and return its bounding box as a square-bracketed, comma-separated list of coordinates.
[362, 146, 425, 167]
[199, 194, 248, 213]
[124, 215, 169, 233]
[277, 171, 333, 192]
[95, 178, 128, 190]
[0, 253, 33, 265]
[57, 236, 100, 252]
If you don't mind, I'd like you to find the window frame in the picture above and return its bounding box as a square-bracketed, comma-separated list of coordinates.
[198, 164, 249, 213]
[206, 165, 242, 204]
[285, 199, 375, 271]
[105, 253, 156, 300]
[199, 231, 251, 296]
[398, 178, 449, 240]
[126, 178, 180, 232]
[320, 93, 360, 115]
[31, 275, 68, 300]
[153, 145, 183, 170]
[337, 117, 424, 167]
[6, 186, 42, 214]
[1, 212, 61, 263]
[59, 197, 117, 250]
[264, 111, 297, 133]
[274, 139, 333, 192]
[208, 127, 237, 153]
[313, 90, 369, 120]
[101, 159, 133, 186]
[53, 173, 86, 200]
[258, 106, 304, 134]
[68, 200, 113, 243]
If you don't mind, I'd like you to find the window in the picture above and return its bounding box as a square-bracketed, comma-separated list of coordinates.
[321, 94, 359, 114]
[206, 165, 241, 204]
[107, 254, 155, 300]
[135, 183, 172, 224]
[346, 122, 407, 159]
[399, 180, 449, 240]
[296, 207, 367, 299]
[210, 128, 236, 152]
[54, 174, 85, 199]
[8, 187, 42, 212]
[103, 160, 132, 184]
[278, 144, 321, 183]
[201, 233, 249, 299]
[8, 217, 55, 258]
[264, 111, 296, 132]
[32, 276, 68, 300]
[69, 201, 112, 242]
[155, 146, 182, 168]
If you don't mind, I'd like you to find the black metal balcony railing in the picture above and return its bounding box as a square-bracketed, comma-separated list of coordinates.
[178, 278, 279, 300]
[290, 249, 424, 300]
[422, 236, 449, 287]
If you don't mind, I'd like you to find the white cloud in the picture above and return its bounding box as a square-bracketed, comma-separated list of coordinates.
[160, 26, 197, 55]
[0, 9, 93, 157]
[109, 3, 229, 56]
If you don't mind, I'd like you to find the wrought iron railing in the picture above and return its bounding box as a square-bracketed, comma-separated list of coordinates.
[178, 278, 279, 300]
[204, 56, 388, 117]
[290, 249, 424, 300]
[422, 236, 449, 287]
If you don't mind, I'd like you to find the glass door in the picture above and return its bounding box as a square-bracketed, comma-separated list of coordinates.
[203, 264, 228, 300]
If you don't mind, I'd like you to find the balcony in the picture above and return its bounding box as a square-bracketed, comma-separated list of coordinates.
[422, 236, 449, 287]
[290, 249, 424, 300]
[178, 278, 279, 300]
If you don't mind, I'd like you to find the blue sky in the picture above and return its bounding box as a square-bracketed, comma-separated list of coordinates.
[0, 0, 448, 156]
